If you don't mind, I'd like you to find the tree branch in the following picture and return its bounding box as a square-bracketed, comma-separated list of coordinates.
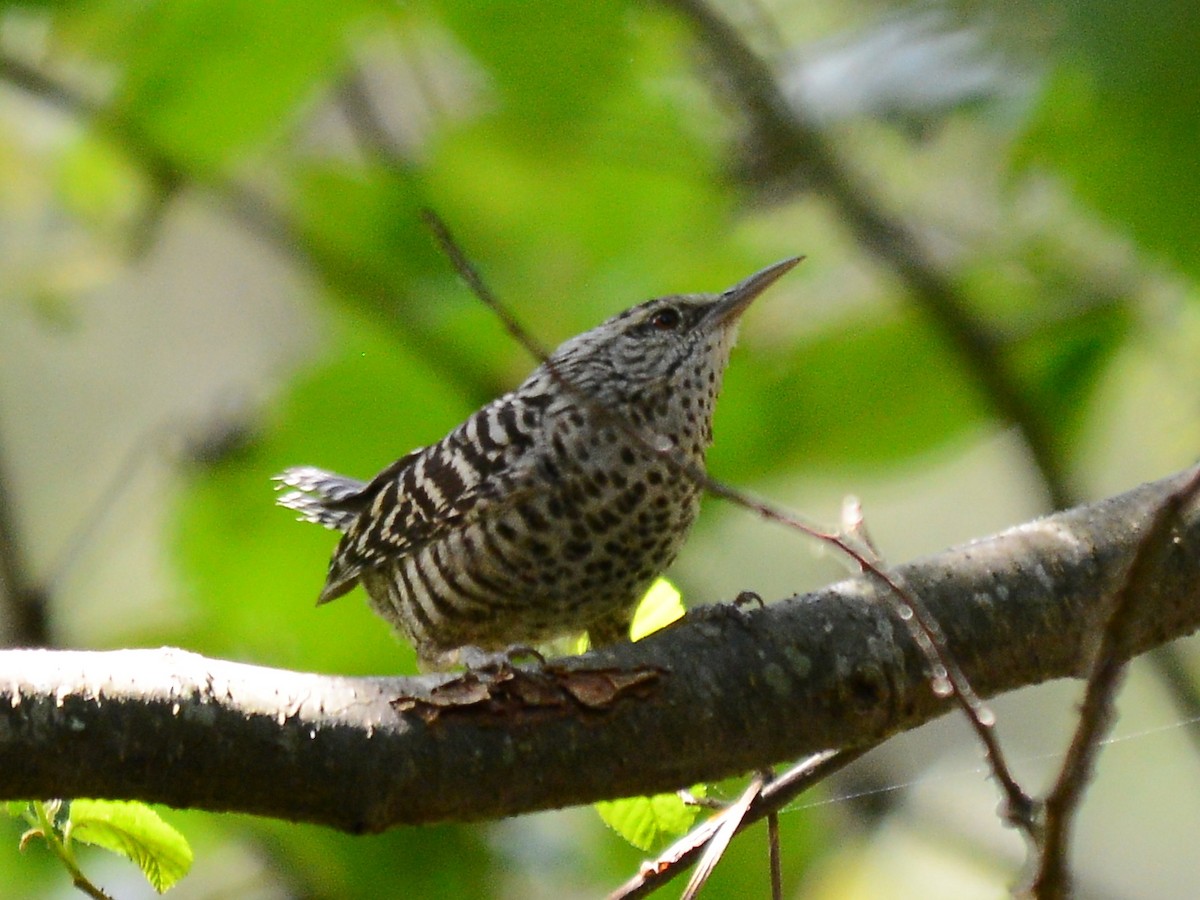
[0, 468, 1197, 832]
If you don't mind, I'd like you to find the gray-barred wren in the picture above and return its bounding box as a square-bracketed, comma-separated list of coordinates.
[276, 258, 799, 668]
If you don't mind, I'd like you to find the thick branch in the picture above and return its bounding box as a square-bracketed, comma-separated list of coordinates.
[1, 468, 1198, 832]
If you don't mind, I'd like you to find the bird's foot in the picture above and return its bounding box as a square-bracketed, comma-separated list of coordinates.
[681, 591, 765, 629]
[733, 590, 765, 610]
[427, 644, 547, 674]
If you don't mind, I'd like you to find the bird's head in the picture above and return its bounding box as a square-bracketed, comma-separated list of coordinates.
[546, 257, 802, 410]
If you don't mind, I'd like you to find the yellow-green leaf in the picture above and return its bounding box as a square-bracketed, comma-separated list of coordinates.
[574, 577, 685, 653]
[629, 578, 685, 641]
[68, 800, 192, 893]
[595, 788, 706, 852]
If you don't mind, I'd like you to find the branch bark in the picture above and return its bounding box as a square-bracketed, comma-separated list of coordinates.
[1, 467, 1198, 833]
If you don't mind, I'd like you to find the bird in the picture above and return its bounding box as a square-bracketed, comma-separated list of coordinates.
[275, 257, 800, 669]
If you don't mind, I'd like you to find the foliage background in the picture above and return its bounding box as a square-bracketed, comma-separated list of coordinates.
[0, 0, 1197, 896]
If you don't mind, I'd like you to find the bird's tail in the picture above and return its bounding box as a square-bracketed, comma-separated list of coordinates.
[273, 466, 368, 532]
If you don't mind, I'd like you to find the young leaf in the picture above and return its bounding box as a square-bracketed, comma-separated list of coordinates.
[595, 789, 706, 852]
[630, 578, 686, 641]
[67, 800, 192, 893]
[574, 577, 686, 654]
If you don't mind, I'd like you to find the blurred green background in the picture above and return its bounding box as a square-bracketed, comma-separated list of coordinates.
[1, 0, 1198, 896]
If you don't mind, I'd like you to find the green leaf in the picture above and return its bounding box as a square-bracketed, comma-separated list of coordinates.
[629, 578, 685, 641]
[574, 577, 685, 653]
[5, 801, 31, 819]
[595, 789, 706, 852]
[67, 800, 192, 893]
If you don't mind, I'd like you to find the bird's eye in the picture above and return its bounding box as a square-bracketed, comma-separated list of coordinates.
[650, 307, 682, 331]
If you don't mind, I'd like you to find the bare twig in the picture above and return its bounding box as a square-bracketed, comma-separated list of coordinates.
[766, 784, 783, 900]
[680, 773, 764, 900]
[1029, 466, 1200, 897]
[609, 749, 867, 900]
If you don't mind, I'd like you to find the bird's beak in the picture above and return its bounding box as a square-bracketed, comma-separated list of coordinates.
[710, 256, 803, 326]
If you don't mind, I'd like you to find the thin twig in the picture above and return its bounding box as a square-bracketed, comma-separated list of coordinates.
[766, 806, 782, 900]
[609, 748, 869, 900]
[1029, 466, 1200, 897]
[702, 477, 1036, 828]
[680, 773, 764, 900]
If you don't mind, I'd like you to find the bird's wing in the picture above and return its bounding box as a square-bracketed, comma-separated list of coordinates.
[317, 394, 550, 603]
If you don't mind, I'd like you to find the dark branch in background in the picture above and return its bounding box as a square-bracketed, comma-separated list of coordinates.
[0, 442, 49, 646]
[659, 0, 1072, 510]
[0, 52, 502, 408]
[337, 67, 412, 178]
[1030, 467, 1200, 898]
